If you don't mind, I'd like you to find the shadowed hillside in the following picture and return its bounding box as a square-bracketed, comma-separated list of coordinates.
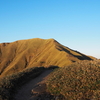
[0, 38, 92, 77]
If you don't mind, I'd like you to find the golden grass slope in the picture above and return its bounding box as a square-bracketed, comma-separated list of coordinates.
[0, 38, 92, 77]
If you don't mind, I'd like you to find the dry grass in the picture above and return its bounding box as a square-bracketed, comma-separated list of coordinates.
[0, 38, 92, 77]
[46, 60, 100, 100]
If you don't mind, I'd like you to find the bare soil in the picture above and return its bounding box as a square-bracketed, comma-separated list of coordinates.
[14, 69, 53, 100]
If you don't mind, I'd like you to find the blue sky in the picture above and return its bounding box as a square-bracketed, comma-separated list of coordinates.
[0, 0, 100, 58]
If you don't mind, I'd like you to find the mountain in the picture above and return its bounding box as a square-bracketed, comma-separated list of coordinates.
[0, 38, 92, 77]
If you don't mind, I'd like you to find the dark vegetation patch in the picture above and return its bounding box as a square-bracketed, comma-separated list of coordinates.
[46, 60, 100, 100]
[0, 67, 45, 100]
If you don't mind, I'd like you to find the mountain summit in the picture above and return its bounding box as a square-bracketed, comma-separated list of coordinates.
[0, 38, 92, 76]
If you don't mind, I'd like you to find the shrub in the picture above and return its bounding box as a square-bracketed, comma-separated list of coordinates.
[0, 67, 44, 100]
[46, 60, 100, 100]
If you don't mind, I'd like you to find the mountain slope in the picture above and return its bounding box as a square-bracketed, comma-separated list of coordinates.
[0, 38, 92, 77]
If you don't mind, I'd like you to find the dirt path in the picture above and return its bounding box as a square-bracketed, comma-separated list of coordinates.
[14, 69, 53, 100]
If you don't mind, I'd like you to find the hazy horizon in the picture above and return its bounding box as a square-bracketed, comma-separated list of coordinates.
[0, 0, 100, 59]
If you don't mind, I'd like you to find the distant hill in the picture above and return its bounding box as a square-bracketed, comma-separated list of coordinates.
[0, 38, 92, 77]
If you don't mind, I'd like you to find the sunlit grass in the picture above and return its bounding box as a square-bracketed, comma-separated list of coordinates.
[0, 38, 92, 77]
[46, 60, 100, 100]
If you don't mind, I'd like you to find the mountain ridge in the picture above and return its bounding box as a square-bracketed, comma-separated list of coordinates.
[0, 38, 92, 77]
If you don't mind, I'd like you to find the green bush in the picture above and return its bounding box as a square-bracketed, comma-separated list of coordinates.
[0, 67, 44, 100]
[46, 60, 100, 100]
